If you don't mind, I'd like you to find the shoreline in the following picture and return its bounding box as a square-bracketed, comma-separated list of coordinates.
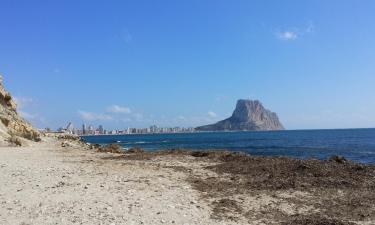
[79, 127, 375, 137]
[1, 136, 374, 224]
[79, 129, 375, 165]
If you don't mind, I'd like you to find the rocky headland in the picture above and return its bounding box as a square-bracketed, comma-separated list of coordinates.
[196, 99, 284, 131]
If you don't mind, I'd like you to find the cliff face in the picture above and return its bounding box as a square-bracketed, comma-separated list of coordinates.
[196, 99, 284, 131]
[0, 75, 40, 145]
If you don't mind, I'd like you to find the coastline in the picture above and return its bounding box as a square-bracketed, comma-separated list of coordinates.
[1, 136, 374, 225]
[81, 129, 375, 164]
[79, 127, 375, 137]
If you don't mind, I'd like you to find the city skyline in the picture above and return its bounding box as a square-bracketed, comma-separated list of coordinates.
[59, 122, 196, 136]
[1, 1, 375, 130]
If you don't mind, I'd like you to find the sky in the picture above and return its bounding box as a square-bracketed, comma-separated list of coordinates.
[1, 0, 375, 130]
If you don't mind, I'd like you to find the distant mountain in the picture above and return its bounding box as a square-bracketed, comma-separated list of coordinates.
[196, 99, 284, 131]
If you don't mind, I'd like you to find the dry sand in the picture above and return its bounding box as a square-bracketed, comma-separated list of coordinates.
[0, 138, 230, 225]
[1, 137, 374, 225]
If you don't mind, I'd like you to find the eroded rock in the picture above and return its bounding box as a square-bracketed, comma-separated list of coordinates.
[0, 75, 41, 145]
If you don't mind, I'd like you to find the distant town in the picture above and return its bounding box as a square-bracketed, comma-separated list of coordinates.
[56, 122, 196, 136]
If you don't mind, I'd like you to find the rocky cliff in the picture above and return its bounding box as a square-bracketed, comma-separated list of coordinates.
[0, 75, 40, 146]
[196, 99, 284, 131]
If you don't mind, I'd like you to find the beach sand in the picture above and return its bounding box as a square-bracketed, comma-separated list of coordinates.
[0, 137, 223, 225]
[1, 137, 374, 225]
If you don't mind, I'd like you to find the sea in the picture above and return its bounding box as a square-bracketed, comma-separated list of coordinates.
[81, 128, 375, 164]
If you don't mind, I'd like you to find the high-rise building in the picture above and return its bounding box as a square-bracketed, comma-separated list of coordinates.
[82, 124, 87, 135]
[150, 125, 158, 133]
[98, 125, 104, 134]
[88, 125, 94, 135]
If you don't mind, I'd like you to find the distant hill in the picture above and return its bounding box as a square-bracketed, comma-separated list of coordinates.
[196, 99, 284, 131]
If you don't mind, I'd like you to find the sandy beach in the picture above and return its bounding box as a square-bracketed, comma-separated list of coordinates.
[0, 137, 224, 225]
[1, 136, 374, 225]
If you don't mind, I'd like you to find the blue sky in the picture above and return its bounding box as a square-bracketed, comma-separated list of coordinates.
[1, 0, 375, 130]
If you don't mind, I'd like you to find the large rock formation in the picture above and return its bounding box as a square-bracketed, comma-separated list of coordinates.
[196, 99, 284, 131]
[0, 75, 40, 146]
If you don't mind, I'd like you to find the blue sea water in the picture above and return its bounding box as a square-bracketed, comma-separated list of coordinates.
[81, 129, 375, 164]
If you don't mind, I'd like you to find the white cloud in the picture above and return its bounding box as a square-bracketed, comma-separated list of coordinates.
[177, 116, 186, 120]
[276, 21, 315, 41]
[277, 31, 298, 41]
[18, 110, 47, 128]
[78, 110, 113, 121]
[215, 96, 230, 103]
[13, 97, 33, 109]
[19, 110, 36, 120]
[207, 111, 218, 118]
[107, 105, 131, 114]
[13, 96, 47, 128]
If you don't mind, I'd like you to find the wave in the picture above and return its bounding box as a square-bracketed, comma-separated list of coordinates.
[116, 140, 169, 145]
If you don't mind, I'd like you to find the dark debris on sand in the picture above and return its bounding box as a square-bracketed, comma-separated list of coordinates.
[207, 153, 374, 190]
[190, 152, 375, 222]
[96, 144, 124, 154]
[211, 198, 243, 221]
[282, 215, 357, 225]
[100, 148, 375, 224]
